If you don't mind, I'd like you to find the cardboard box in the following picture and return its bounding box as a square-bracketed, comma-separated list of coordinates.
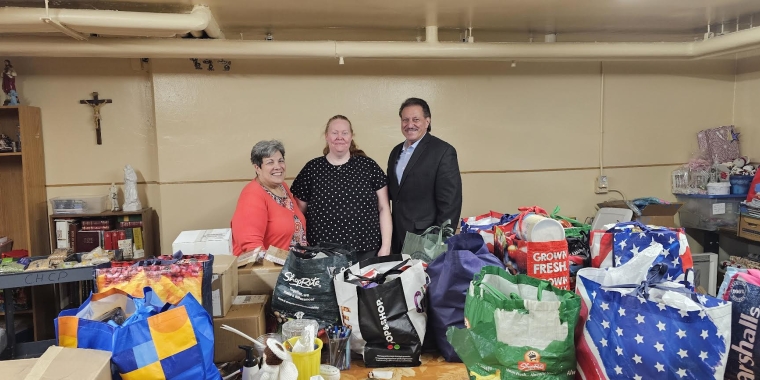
[238, 260, 282, 295]
[739, 215, 760, 242]
[172, 229, 233, 255]
[212, 254, 239, 317]
[0, 346, 112, 380]
[213, 295, 268, 363]
[596, 201, 683, 228]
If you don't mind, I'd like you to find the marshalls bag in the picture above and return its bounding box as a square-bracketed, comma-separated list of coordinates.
[333, 254, 428, 367]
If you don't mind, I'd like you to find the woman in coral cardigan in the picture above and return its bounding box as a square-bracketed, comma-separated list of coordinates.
[231, 140, 307, 260]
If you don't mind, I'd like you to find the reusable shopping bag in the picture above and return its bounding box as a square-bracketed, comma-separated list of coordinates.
[723, 269, 760, 379]
[426, 233, 504, 362]
[576, 244, 731, 380]
[271, 242, 355, 326]
[590, 221, 694, 284]
[400, 219, 455, 263]
[447, 265, 580, 379]
[333, 254, 428, 367]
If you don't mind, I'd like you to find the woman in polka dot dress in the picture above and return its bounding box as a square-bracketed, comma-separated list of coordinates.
[291, 115, 392, 262]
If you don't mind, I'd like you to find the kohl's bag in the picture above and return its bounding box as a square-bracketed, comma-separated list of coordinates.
[333, 254, 428, 367]
[723, 269, 760, 379]
[271, 243, 355, 326]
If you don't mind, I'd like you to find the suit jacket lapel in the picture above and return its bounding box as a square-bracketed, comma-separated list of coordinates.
[398, 133, 431, 190]
[389, 144, 403, 199]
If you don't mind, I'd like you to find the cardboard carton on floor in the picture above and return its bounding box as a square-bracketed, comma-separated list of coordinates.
[172, 229, 233, 255]
[213, 294, 269, 363]
[238, 259, 282, 295]
[212, 254, 239, 317]
[597, 201, 683, 228]
[0, 346, 111, 380]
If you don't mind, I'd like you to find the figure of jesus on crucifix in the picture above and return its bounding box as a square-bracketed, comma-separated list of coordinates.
[80, 92, 112, 145]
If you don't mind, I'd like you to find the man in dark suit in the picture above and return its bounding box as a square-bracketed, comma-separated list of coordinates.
[387, 98, 463, 254]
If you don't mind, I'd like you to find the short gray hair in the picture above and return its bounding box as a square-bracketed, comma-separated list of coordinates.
[250, 140, 285, 167]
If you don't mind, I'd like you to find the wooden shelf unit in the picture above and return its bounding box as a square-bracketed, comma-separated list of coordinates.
[0, 106, 49, 258]
[0, 105, 54, 341]
[49, 207, 159, 258]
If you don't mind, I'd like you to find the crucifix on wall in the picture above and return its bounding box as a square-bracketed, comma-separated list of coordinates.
[80, 92, 112, 145]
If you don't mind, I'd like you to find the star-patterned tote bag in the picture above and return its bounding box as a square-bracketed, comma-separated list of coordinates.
[576, 244, 731, 380]
[609, 221, 693, 283]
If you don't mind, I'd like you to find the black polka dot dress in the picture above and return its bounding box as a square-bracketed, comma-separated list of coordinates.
[291, 155, 387, 252]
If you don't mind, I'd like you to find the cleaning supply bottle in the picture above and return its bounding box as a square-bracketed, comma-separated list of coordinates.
[239, 345, 260, 380]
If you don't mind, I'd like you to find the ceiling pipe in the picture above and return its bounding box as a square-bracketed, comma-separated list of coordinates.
[426, 26, 438, 43]
[0, 26, 760, 60]
[0, 5, 222, 38]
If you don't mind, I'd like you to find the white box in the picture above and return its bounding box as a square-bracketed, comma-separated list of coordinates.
[692, 252, 718, 297]
[172, 229, 233, 255]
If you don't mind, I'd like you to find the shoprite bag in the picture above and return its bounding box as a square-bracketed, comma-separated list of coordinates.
[333, 254, 428, 367]
[446, 265, 580, 380]
[271, 242, 355, 326]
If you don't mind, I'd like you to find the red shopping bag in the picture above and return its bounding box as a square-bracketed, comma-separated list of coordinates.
[509, 240, 570, 290]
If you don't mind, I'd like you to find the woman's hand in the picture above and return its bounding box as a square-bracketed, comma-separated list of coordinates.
[378, 245, 391, 257]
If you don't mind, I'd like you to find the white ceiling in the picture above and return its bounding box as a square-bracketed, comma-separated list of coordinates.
[2, 0, 760, 41]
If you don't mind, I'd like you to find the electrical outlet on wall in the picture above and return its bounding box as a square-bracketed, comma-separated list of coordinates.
[595, 176, 609, 194]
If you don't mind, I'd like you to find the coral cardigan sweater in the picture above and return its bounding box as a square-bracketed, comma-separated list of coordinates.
[231, 180, 306, 256]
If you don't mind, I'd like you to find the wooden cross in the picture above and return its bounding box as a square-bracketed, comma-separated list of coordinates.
[80, 92, 112, 145]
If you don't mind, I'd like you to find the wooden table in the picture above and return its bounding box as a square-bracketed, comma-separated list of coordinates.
[338, 354, 469, 380]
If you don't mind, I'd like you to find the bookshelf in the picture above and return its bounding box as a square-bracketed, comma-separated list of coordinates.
[0, 106, 49, 259]
[48, 207, 158, 258]
[0, 105, 54, 342]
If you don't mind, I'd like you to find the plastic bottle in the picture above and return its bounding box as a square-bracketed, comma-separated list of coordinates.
[239, 345, 259, 380]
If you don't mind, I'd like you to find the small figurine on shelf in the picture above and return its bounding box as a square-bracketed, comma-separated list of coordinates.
[2, 60, 18, 106]
[110, 182, 120, 212]
[0, 133, 13, 152]
[122, 164, 142, 211]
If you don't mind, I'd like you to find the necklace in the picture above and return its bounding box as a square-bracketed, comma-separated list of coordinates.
[257, 178, 285, 198]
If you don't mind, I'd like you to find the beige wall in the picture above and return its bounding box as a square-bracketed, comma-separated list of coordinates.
[9, 56, 737, 254]
[736, 55, 760, 160]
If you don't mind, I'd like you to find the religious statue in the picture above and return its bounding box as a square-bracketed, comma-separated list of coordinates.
[122, 165, 142, 211]
[80, 92, 112, 145]
[109, 182, 120, 212]
[2, 60, 18, 106]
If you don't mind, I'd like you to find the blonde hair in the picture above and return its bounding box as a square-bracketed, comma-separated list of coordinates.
[323, 115, 366, 157]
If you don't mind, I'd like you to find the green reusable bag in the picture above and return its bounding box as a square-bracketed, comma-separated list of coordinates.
[550, 206, 591, 238]
[447, 266, 581, 380]
[400, 219, 454, 263]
